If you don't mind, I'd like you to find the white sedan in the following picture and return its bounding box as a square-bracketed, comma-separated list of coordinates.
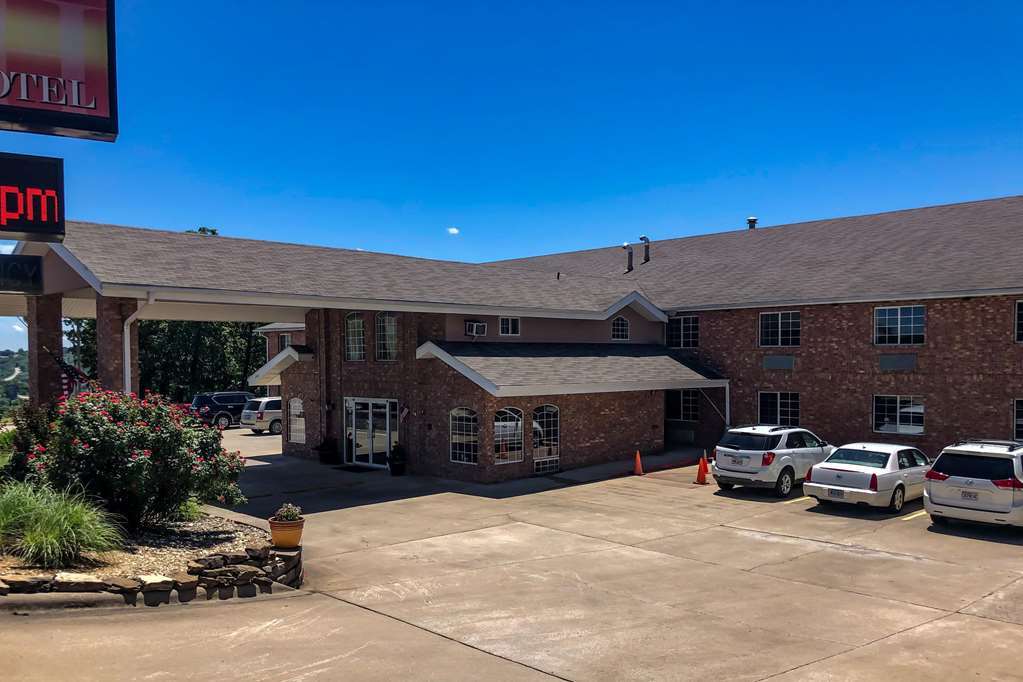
[803, 443, 931, 513]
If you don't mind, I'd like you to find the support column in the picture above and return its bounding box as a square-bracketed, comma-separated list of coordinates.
[95, 295, 140, 393]
[27, 293, 64, 406]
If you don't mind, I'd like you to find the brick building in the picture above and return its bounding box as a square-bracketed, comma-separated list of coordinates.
[12, 196, 1023, 483]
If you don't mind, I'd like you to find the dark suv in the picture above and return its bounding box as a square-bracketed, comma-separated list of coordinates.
[189, 392, 255, 429]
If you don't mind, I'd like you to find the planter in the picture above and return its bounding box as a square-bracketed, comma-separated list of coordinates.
[388, 461, 406, 476]
[268, 517, 305, 548]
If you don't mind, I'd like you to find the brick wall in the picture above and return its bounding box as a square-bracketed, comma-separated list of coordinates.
[681, 295, 1023, 457]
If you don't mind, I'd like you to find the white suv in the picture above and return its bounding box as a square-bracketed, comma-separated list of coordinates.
[924, 440, 1023, 527]
[711, 425, 835, 497]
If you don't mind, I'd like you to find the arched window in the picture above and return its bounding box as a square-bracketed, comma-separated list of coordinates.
[494, 407, 524, 464]
[376, 312, 399, 361]
[345, 312, 365, 361]
[611, 315, 630, 340]
[449, 407, 479, 464]
[532, 404, 559, 473]
[288, 398, 305, 444]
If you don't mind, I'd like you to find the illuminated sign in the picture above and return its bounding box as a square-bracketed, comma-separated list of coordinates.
[0, 0, 117, 141]
[0, 255, 43, 294]
[0, 152, 64, 242]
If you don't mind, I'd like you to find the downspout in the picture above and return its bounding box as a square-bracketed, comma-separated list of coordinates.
[123, 292, 155, 394]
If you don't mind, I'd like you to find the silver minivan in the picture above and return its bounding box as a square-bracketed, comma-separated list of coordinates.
[240, 397, 283, 435]
[924, 440, 1023, 527]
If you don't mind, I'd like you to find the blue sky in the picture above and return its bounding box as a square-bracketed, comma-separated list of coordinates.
[0, 1, 1021, 349]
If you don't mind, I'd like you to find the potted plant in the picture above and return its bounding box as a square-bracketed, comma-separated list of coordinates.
[387, 444, 406, 476]
[269, 502, 305, 548]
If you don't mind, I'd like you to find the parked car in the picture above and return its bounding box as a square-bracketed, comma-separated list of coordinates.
[711, 425, 834, 497]
[804, 443, 929, 512]
[241, 397, 283, 435]
[189, 391, 254, 429]
[924, 440, 1023, 527]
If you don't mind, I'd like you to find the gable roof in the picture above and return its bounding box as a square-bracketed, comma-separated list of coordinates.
[492, 196, 1023, 311]
[417, 341, 725, 397]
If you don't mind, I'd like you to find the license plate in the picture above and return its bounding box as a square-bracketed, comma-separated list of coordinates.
[730, 456, 748, 466]
[828, 489, 845, 499]
[961, 490, 979, 501]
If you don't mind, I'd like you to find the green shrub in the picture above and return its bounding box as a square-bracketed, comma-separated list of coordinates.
[273, 502, 302, 521]
[0, 481, 121, 567]
[11, 389, 245, 528]
[176, 497, 204, 522]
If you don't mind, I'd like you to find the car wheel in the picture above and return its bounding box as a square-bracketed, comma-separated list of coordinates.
[215, 414, 231, 430]
[717, 482, 734, 491]
[270, 420, 283, 435]
[251, 429, 263, 435]
[774, 468, 794, 498]
[888, 486, 905, 513]
[930, 514, 949, 526]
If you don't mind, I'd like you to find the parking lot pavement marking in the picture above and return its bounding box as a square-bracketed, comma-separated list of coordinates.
[901, 510, 928, 521]
[783, 496, 811, 505]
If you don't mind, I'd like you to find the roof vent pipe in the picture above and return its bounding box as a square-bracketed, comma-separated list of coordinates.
[622, 243, 634, 272]
[639, 235, 650, 263]
[747, 216, 758, 230]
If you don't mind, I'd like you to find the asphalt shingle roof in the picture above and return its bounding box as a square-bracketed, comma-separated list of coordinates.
[492, 196, 1023, 310]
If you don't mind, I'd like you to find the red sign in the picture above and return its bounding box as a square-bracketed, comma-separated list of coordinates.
[0, 152, 64, 242]
[0, 0, 117, 141]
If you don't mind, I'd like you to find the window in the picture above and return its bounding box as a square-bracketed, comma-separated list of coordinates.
[1015, 400, 1023, 441]
[345, 313, 365, 361]
[532, 404, 560, 473]
[667, 315, 699, 348]
[911, 450, 929, 467]
[759, 391, 800, 426]
[1016, 302, 1023, 343]
[449, 407, 479, 464]
[801, 431, 822, 448]
[266, 399, 281, 411]
[288, 398, 305, 444]
[611, 315, 630, 340]
[760, 311, 800, 347]
[277, 333, 292, 354]
[376, 312, 399, 361]
[874, 305, 925, 345]
[719, 432, 783, 451]
[499, 317, 520, 336]
[464, 320, 487, 337]
[494, 407, 524, 464]
[873, 395, 924, 435]
[666, 389, 699, 421]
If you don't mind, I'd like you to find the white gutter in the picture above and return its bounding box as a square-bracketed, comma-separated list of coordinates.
[123, 292, 155, 394]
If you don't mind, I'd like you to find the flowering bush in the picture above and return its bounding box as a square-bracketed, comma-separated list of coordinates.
[9, 390, 245, 528]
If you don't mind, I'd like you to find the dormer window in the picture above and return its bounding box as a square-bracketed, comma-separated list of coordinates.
[464, 320, 488, 337]
[611, 316, 630, 340]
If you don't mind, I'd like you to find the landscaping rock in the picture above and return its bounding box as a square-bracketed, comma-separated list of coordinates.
[170, 572, 198, 591]
[53, 572, 106, 593]
[104, 577, 141, 594]
[2, 574, 51, 594]
[275, 548, 302, 572]
[217, 584, 234, 600]
[185, 561, 206, 575]
[191, 555, 225, 571]
[278, 564, 302, 587]
[142, 590, 172, 607]
[245, 544, 271, 562]
[137, 575, 174, 592]
[236, 583, 257, 598]
[0, 579, 9, 596]
[226, 565, 262, 585]
[219, 551, 249, 565]
[252, 575, 273, 594]
[176, 587, 197, 603]
[262, 559, 287, 579]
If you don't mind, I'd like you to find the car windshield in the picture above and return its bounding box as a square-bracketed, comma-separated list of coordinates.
[931, 453, 1014, 480]
[718, 432, 782, 451]
[244, 400, 260, 411]
[826, 448, 891, 468]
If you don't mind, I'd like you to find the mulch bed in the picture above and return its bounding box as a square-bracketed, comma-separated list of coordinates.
[0, 514, 269, 580]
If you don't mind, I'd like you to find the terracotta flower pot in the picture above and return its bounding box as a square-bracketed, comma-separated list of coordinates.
[269, 517, 305, 548]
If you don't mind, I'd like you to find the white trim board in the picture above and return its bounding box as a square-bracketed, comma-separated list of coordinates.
[248, 346, 314, 386]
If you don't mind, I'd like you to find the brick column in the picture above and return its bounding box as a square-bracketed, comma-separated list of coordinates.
[95, 295, 140, 393]
[27, 293, 64, 406]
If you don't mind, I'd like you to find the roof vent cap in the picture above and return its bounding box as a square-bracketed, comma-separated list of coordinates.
[747, 216, 758, 230]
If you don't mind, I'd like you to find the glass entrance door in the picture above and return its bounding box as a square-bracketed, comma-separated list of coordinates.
[344, 398, 399, 468]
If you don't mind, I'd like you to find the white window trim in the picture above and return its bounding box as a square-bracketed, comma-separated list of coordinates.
[499, 316, 521, 337]
[873, 305, 926, 346]
[758, 391, 800, 427]
[532, 404, 560, 462]
[1015, 301, 1023, 344]
[611, 315, 630, 341]
[494, 407, 524, 464]
[375, 312, 399, 362]
[872, 394, 925, 436]
[345, 312, 366, 362]
[667, 315, 699, 349]
[1013, 399, 1023, 441]
[759, 311, 800, 348]
[449, 407, 479, 465]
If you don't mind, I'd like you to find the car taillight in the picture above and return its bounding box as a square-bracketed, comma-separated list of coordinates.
[992, 477, 1023, 490]
[762, 452, 776, 466]
[925, 470, 949, 481]
[869, 473, 878, 492]
[257, 411, 265, 420]
[200, 406, 210, 414]
[805, 466, 812, 483]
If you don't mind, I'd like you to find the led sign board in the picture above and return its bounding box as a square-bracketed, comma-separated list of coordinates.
[0, 152, 64, 242]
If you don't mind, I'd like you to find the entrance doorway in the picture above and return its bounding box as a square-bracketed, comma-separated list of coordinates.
[343, 398, 399, 468]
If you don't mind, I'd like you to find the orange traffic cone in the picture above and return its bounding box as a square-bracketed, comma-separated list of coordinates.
[695, 451, 709, 485]
[633, 450, 644, 476]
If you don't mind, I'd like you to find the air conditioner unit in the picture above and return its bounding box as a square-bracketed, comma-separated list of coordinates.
[464, 321, 488, 337]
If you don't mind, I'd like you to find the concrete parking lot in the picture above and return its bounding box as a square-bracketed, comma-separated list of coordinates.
[8, 441, 1023, 680]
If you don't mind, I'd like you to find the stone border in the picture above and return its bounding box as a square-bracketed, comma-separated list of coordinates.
[0, 544, 303, 610]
